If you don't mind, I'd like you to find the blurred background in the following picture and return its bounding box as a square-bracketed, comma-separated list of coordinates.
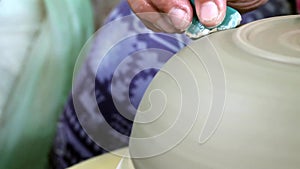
[0, 0, 119, 169]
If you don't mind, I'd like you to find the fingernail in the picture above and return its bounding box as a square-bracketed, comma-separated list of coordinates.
[200, 1, 219, 22]
[168, 8, 190, 30]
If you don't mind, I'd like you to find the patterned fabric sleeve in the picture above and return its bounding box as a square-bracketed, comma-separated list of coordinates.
[50, 0, 296, 168]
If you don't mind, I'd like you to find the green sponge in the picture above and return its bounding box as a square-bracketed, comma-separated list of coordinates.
[186, 0, 242, 39]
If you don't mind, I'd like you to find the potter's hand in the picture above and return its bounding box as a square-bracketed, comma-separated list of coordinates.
[128, 0, 268, 33]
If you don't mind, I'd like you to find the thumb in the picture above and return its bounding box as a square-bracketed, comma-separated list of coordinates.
[194, 0, 227, 28]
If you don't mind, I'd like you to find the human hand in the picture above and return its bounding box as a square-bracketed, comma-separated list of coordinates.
[128, 0, 268, 33]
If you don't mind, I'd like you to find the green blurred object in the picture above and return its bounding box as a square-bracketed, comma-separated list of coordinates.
[0, 0, 94, 168]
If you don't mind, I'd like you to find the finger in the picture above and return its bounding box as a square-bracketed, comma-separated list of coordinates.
[138, 12, 179, 33]
[150, 0, 193, 31]
[128, 0, 161, 24]
[142, 20, 163, 32]
[227, 0, 268, 13]
[128, 0, 193, 32]
[194, 0, 227, 28]
[128, 0, 179, 32]
[143, 20, 185, 33]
